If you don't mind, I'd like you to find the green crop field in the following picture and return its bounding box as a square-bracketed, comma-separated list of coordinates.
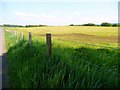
[4, 26, 118, 47]
[4, 26, 119, 88]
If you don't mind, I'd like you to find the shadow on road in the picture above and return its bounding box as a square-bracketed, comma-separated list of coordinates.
[0, 54, 2, 89]
[0, 53, 8, 89]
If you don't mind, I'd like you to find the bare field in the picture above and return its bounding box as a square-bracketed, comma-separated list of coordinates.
[5, 26, 118, 47]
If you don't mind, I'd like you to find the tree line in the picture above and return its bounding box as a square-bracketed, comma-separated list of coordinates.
[1, 22, 119, 27]
[69, 22, 119, 27]
[2, 24, 47, 27]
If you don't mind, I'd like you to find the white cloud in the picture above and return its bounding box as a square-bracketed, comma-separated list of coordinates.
[15, 11, 56, 18]
[81, 16, 118, 24]
[28, 14, 39, 17]
[14, 11, 27, 17]
[74, 11, 80, 15]
[40, 13, 56, 18]
[13, 11, 117, 25]
[14, 11, 61, 25]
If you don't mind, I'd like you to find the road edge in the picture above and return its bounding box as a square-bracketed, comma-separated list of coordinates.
[2, 28, 9, 88]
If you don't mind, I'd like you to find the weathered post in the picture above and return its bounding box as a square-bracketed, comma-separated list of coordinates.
[19, 32, 21, 41]
[15, 31, 17, 43]
[29, 32, 32, 46]
[46, 33, 52, 58]
[21, 32, 24, 39]
[15, 31, 16, 37]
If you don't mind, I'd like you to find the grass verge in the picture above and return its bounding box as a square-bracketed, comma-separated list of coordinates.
[5, 39, 118, 88]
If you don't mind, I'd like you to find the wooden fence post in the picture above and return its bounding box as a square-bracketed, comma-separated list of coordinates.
[15, 31, 16, 37]
[15, 31, 17, 43]
[19, 32, 21, 40]
[46, 33, 52, 58]
[21, 32, 24, 39]
[29, 32, 32, 46]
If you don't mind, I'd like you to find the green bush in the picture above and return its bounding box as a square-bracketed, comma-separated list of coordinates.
[83, 23, 96, 26]
[101, 22, 112, 27]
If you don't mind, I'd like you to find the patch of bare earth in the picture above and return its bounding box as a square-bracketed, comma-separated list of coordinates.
[35, 33, 118, 43]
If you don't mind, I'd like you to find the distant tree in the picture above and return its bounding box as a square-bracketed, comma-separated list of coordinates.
[69, 24, 74, 26]
[112, 24, 118, 27]
[76, 25, 82, 26]
[101, 22, 112, 27]
[25, 24, 47, 27]
[118, 24, 120, 27]
[96, 25, 100, 26]
[82, 23, 96, 26]
[3, 24, 24, 27]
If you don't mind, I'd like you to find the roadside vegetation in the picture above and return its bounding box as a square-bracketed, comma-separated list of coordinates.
[5, 26, 119, 88]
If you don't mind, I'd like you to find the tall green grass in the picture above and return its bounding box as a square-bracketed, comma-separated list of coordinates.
[5, 31, 119, 88]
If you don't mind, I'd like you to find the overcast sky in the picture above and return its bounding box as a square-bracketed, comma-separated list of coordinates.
[0, 0, 119, 26]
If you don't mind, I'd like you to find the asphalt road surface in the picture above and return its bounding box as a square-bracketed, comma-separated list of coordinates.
[0, 28, 8, 89]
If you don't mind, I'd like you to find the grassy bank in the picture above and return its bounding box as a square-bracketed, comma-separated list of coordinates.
[5, 30, 119, 88]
